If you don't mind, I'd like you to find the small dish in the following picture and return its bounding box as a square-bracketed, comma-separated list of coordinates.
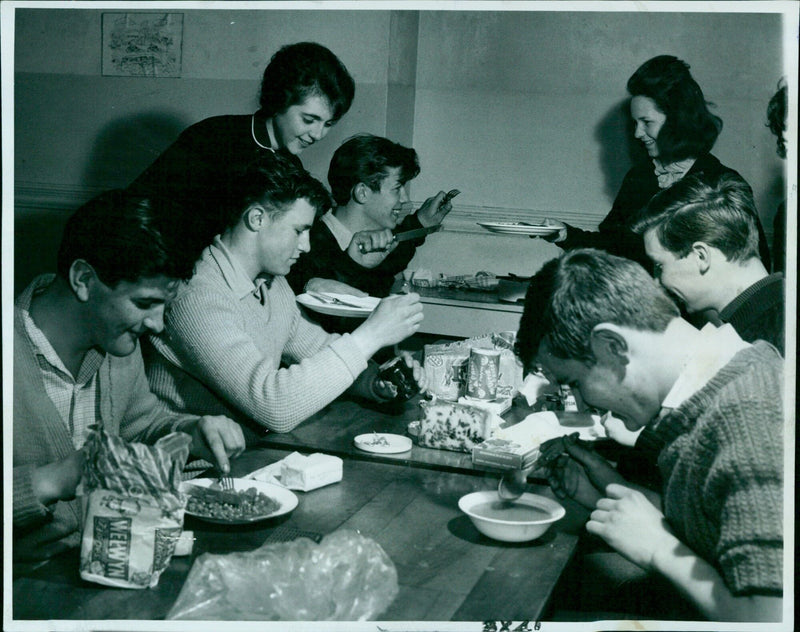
[458, 490, 564, 542]
[354, 433, 413, 454]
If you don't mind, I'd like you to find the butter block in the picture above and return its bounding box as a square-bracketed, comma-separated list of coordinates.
[280, 452, 343, 492]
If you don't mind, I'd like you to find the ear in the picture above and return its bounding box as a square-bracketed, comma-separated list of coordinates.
[68, 259, 98, 302]
[353, 182, 370, 204]
[691, 242, 711, 274]
[589, 324, 630, 369]
[242, 204, 267, 232]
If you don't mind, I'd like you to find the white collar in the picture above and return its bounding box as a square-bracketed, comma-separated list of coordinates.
[321, 211, 353, 251]
[661, 323, 750, 411]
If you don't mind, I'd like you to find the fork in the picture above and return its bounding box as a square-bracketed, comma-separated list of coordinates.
[307, 291, 365, 308]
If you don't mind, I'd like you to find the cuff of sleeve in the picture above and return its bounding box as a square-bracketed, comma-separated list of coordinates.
[328, 333, 370, 378]
[14, 464, 53, 528]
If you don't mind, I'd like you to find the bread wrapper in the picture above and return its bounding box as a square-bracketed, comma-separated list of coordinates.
[79, 425, 192, 589]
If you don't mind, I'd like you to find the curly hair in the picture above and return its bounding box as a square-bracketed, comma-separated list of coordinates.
[220, 151, 332, 229]
[766, 78, 787, 159]
[627, 55, 722, 164]
[327, 134, 420, 207]
[259, 42, 355, 121]
[57, 190, 196, 286]
[516, 249, 679, 369]
[632, 172, 760, 264]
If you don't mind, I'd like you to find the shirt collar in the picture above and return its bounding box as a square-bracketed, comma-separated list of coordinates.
[251, 110, 275, 151]
[660, 323, 750, 411]
[321, 210, 353, 251]
[206, 236, 272, 301]
[653, 157, 696, 189]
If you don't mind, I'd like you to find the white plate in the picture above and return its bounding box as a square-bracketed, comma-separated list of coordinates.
[354, 433, 413, 454]
[181, 478, 298, 524]
[296, 292, 380, 318]
[477, 221, 560, 236]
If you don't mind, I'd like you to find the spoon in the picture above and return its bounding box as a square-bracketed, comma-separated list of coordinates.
[497, 468, 528, 502]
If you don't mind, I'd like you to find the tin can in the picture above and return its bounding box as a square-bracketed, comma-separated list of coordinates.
[466, 348, 501, 400]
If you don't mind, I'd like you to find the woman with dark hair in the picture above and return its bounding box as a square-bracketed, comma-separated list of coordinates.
[544, 55, 771, 269]
[128, 42, 355, 263]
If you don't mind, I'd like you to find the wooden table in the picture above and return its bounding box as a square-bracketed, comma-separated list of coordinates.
[12, 446, 582, 624]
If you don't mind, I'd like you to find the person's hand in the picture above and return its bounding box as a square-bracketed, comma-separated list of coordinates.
[602, 412, 643, 447]
[32, 450, 85, 505]
[304, 278, 368, 297]
[352, 293, 424, 357]
[401, 351, 429, 393]
[562, 433, 627, 492]
[530, 218, 567, 243]
[188, 415, 246, 475]
[348, 229, 398, 268]
[547, 452, 605, 509]
[586, 483, 678, 570]
[417, 191, 454, 227]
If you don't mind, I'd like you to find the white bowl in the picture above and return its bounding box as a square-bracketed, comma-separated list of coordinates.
[458, 491, 565, 542]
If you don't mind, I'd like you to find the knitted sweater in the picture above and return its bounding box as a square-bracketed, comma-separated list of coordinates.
[13, 275, 197, 561]
[718, 273, 784, 354]
[145, 239, 371, 439]
[652, 342, 784, 596]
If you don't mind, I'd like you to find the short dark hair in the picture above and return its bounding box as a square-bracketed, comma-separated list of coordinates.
[56, 190, 195, 287]
[516, 249, 679, 370]
[627, 55, 722, 163]
[632, 172, 760, 263]
[259, 42, 355, 122]
[767, 78, 787, 159]
[221, 150, 332, 228]
[327, 134, 420, 207]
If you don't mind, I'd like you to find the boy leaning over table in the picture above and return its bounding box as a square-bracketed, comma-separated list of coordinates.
[515, 248, 783, 622]
[13, 191, 245, 563]
[143, 151, 426, 444]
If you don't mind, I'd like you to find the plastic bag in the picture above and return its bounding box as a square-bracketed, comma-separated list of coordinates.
[168, 529, 398, 621]
[79, 425, 191, 588]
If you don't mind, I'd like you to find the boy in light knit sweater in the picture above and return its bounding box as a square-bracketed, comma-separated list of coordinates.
[515, 249, 783, 622]
[13, 191, 245, 562]
[145, 151, 426, 441]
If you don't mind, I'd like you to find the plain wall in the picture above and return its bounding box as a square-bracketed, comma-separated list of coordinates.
[11, 7, 788, 289]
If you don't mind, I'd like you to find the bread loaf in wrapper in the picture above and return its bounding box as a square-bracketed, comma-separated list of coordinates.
[79, 425, 191, 588]
[417, 400, 492, 452]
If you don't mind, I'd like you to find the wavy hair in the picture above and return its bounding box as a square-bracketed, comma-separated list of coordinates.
[627, 55, 722, 163]
[327, 134, 420, 207]
[259, 42, 355, 122]
[516, 249, 679, 369]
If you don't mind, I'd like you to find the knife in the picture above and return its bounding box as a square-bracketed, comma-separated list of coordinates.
[393, 224, 443, 242]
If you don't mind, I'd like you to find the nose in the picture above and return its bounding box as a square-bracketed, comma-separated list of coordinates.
[633, 121, 645, 140]
[309, 122, 326, 142]
[143, 306, 165, 335]
[298, 230, 311, 253]
[400, 187, 410, 203]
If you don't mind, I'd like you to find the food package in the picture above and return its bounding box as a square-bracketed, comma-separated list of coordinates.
[417, 400, 493, 452]
[246, 452, 343, 492]
[423, 333, 523, 401]
[167, 529, 398, 621]
[79, 425, 191, 589]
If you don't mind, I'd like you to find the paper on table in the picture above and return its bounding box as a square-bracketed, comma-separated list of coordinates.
[493, 411, 606, 444]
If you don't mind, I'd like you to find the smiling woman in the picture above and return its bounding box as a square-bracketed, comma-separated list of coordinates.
[127, 42, 355, 265]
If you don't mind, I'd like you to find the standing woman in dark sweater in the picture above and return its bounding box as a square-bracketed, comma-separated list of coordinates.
[543, 55, 771, 270]
[128, 42, 355, 264]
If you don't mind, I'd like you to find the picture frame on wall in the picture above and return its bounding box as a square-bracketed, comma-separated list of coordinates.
[101, 12, 183, 78]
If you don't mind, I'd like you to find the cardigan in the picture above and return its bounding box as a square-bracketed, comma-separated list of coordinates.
[718, 273, 785, 354]
[652, 342, 784, 596]
[559, 154, 772, 270]
[127, 113, 278, 264]
[286, 212, 426, 299]
[13, 275, 197, 562]
[145, 238, 371, 440]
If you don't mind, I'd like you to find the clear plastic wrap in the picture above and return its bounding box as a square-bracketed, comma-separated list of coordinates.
[167, 529, 398, 621]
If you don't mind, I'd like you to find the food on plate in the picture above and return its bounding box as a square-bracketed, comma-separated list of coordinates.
[186, 485, 279, 520]
[417, 401, 492, 452]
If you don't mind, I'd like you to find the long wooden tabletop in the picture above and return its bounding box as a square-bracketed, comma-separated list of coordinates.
[12, 446, 583, 624]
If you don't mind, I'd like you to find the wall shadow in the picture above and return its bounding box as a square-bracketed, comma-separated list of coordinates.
[82, 110, 188, 189]
[593, 98, 644, 202]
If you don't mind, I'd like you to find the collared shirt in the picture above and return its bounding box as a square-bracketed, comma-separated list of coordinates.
[653, 157, 696, 189]
[660, 323, 750, 412]
[207, 235, 272, 304]
[320, 211, 353, 251]
[19, 282, 105, 449]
